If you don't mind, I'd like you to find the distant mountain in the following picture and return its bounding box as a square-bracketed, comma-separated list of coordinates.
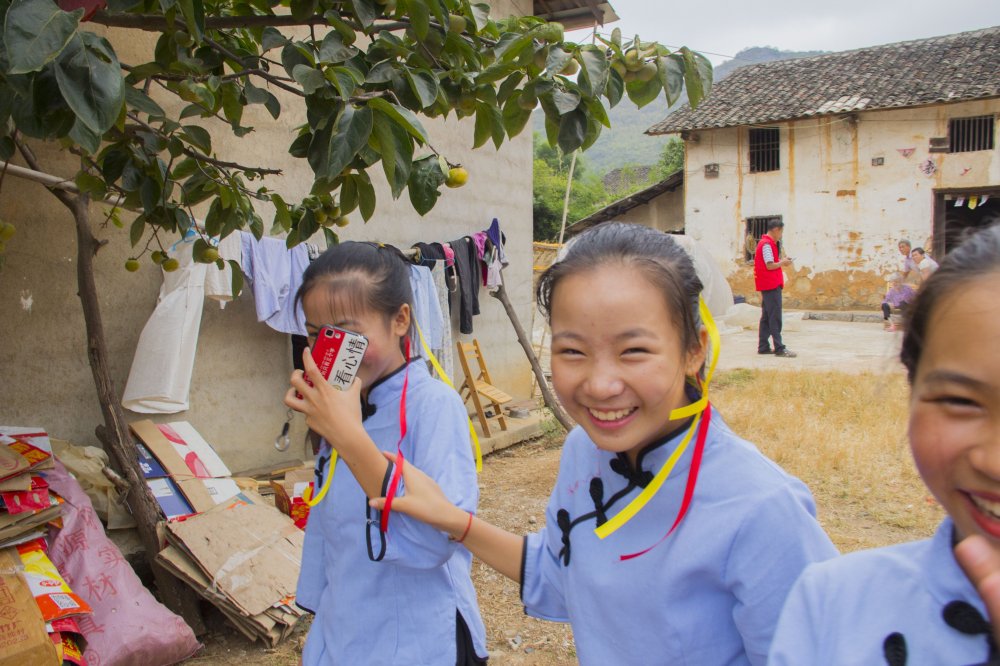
[535, 46, 828, 174]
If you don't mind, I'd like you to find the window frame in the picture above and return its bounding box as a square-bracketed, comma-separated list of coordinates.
[744, 215, 783, 262]
[748, 127, 781, 173]
[948, 115, 995, 153]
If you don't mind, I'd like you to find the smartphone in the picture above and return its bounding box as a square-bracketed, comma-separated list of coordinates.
[297, 325, 369, 397]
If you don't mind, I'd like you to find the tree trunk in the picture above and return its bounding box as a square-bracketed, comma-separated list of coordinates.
[488, 281, 572, 432]
[70, 196, 205, 634]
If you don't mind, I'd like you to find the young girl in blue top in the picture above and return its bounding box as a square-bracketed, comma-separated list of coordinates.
[285, 241, 487, 665]
[353, 222, 837, 665]
[770, 224, 1000, 665]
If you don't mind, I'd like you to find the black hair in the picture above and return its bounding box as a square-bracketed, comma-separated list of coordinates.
[911, 247, 926, 256]
[899, 238, 912, 248]
[536, 222, 705, 359]
[296, 241, 414, 340]
[901, 224, 1000, 383]
[767, 219, 784, 231]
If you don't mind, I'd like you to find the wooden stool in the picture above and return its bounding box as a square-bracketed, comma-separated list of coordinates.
[456, 339, 512, 437]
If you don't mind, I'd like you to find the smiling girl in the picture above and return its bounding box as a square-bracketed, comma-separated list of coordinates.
[770, 224, 1000, 664]
[351, 222, 837, 664]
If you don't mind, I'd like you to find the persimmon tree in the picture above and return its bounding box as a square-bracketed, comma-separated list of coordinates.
[0, 0, 710, 629]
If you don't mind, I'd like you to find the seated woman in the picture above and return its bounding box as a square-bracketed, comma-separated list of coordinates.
[881, 272, 916, 332]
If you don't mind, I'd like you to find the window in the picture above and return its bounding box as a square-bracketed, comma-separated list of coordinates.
[749, 127, 780, 172]
[744, 216, 782, 261]
[949, 115, 995, 153]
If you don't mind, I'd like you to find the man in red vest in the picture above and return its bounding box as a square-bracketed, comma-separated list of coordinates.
[754, 219, 797, 357]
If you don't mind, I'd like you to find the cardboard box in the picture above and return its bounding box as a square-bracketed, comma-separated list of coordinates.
[270, 465, 315, 530]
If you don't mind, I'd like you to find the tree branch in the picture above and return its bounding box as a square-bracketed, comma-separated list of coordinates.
[13, 135, 78, 211]
[90, 11, 406, 33]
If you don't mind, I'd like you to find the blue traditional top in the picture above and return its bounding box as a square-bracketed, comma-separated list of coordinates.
[770, 518, 994, 665]
[520, 409, 837, 665]
[297, 360, 486, 664]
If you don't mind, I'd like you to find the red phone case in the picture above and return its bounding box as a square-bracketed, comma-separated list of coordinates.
[298, 326, 368, 396]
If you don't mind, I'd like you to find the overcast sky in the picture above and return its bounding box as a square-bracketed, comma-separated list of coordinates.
[567, 0, 1000, 66]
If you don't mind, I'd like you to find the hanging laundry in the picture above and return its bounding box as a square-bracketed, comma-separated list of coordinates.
[449, 236, 480, 335]
[240, 232, 309, 336]
[409, 265, 445, 351]
[123, 232, 242, 414]
[968, 195, 979, 210]
[430, 265, 454, 380]
[955, 197, 966, 207]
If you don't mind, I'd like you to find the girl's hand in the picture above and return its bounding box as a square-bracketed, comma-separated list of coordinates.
[955, 535, 1000, 643]
[368, 451, 467, 536]
[284, 346, 366, 453]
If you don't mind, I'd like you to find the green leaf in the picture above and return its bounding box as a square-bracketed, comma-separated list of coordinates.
[356, 174, 376, 220]
[171, 158, 198, 179]
[125, 86, 165, 118]
[340, 175, 358, 213]
[550, 89, 581, 116]
[261, 27, 287, 52]
[75, 171, 106, 197]
[281, 42, 313, 79]
[660, 55, 684, 107]
[229, 259, 243, 298]
[544, 47, 573, 76]
[293, 64, 327, 94]
[323, 227, 339, 247]
[577, 46, 609, 98]
[581, 114, 602, 151]
[367, 98, 428, 144]
[308, 104, 373, 181]
[53, 33, 124, 135]
[407, 155, 445, 216]
[371, 108, 412, 198]
[350, 0, 379, 30]
[680, 47, 713, 108]
[129, 215, 146, 247]
[68, 118, 101, 154]
[470, 3, 490, 31]
[587, 97, 610, 128]
[404, 69, 438, 109]
[192, 237, 210, 262]
[557, 108, 587, 153]
[290, 0, 317, 22]
[271, 193, 292, 231]
[319, 30, 357, 64]
[606, 68, 624, 107]
[625, 75, 661, 109]
[403, 0, 429, 40]
[473, 101, 504, 149]
[501, 92, 532, 138]
[220, 82, 244, 127]
[177, 0, 204, 43]
[543, 110, 559, 148]
[181, 124, 212, 153]
[4, 0, 82, 74]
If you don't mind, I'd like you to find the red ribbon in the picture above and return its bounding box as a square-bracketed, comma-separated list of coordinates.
[380, 337, 410, 533]
[619, 402, 712, 561]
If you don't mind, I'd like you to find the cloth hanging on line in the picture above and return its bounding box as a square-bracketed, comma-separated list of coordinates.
[122, 232, 242, 414]
[239, 232, 309, 336]
[449, 236, 481, 335]
[408, 265, 445, 351]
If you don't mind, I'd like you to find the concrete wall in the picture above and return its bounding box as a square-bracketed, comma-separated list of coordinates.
[681, 99, 1000, 308]
[615, 187, 684, 232]
[0, 1, 534, 472]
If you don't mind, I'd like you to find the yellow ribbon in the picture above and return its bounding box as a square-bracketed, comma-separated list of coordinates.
[304, 451, 336, 507]
[415, 323, 483, 473]
[594, 296, 721, 539]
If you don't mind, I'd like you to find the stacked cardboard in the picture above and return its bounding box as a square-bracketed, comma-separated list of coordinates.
[270, 463, 315, 529]
[0, 428, 61, 549]
[130, 420, 241, 518]
[156, 494, 306, 646]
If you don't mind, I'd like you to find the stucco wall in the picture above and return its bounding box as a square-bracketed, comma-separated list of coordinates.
[682, 99, 1000, 308]
[0, 1, 534, 472]
[615, 187, 684, 232]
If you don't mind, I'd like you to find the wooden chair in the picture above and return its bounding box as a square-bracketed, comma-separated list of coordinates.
[456, 339, 512, 437]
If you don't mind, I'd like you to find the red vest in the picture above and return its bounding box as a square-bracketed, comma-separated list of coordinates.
[754, 234, 784, 291]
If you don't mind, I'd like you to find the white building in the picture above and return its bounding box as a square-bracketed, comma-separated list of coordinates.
[646, 26, 1000, 308]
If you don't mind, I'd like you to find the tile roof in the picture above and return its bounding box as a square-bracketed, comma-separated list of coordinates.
[566, 169, 683, 237]
[647, 26, 1000, 135]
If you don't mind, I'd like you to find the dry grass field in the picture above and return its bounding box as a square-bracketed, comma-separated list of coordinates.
[188, 368, 943, 665]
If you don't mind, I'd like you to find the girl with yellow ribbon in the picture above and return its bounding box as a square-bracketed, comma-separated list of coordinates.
[369, 223, 836, 664]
